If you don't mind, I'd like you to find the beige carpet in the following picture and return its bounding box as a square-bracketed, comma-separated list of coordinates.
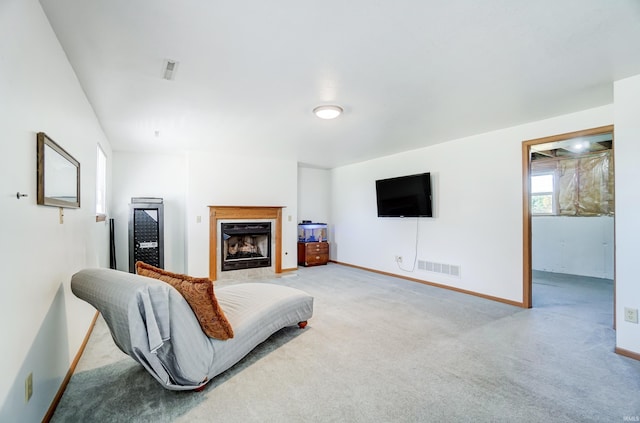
[52, 264, 640, 422]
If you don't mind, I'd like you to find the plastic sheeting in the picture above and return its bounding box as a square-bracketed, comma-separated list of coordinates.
[532, 150, 614, 216]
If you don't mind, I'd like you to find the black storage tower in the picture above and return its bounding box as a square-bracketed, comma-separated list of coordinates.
[129, 197, 164, 273]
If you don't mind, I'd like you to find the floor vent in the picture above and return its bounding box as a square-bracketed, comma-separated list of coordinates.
[418, 260, 461, 278]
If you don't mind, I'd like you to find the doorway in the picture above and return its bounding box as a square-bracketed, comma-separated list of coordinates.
[522, 125, 615, 327]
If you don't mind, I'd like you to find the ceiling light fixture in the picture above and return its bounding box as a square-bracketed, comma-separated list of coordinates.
[313, 105, 343, 119]
[570, 140, 590, 152]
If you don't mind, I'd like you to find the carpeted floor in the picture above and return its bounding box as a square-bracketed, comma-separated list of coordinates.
[51, 264, 640, 422]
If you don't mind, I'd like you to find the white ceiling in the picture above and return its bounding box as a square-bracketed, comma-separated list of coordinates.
[39, 0, 640, 169]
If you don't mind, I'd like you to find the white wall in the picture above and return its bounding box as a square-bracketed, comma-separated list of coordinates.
[0, 0, 112, 420]
[532, 216, 614, 279]
[112, 152, 187, 273]
[297, 166, 331, 224]
[112, 150, 299, 277]
[331, 105, 613, 303]
[185, 151, 299, 276]
[614, 74, 640, 355]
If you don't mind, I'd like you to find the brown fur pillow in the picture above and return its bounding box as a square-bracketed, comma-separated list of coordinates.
[135, 261, 234, 340]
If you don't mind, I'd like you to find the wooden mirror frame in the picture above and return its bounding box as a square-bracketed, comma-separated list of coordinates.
[37, 132, 81, 209]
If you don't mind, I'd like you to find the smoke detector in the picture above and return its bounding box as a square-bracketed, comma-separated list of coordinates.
[162, 59, 179, 81]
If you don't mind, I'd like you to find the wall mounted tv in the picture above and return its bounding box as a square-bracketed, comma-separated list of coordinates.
[375, 172, 432, 217]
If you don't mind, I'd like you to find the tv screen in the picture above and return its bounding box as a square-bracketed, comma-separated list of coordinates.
[375, 173, 432, 217]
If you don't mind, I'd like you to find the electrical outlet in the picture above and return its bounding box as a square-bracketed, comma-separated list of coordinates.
[624, 307, 639, 324]
[395, 255, 403, 263]
[25, 372, 33, 403]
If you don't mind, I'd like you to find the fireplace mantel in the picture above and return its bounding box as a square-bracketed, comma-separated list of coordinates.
[209, 206, 284, 281]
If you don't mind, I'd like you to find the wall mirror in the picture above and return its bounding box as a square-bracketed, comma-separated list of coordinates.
[37, 132, 81, 208]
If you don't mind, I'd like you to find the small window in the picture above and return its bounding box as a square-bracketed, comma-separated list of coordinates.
[96, 144, 107, 221]
[531, 173, 555, 215]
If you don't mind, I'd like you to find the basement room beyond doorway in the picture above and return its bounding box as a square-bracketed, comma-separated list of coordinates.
[522, 125, 614, 328]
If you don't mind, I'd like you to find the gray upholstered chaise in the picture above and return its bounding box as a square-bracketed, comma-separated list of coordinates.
[71, 268, 313, 391]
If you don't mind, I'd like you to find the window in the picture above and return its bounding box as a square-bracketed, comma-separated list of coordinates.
[96, 144, 107, 221]
[531, 173, 555, 215]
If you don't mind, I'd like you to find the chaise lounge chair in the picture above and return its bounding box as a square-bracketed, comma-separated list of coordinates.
[71, 266, 314, 391]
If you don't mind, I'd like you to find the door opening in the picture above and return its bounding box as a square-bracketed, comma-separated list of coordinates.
[522, 125, 615, 328]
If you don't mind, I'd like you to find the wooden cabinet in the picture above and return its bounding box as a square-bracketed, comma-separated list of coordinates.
[298, 242, 329, 267]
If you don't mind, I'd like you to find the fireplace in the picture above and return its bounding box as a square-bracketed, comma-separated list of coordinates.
[221, 222, 271, 271]
[209, 206, 283, 281]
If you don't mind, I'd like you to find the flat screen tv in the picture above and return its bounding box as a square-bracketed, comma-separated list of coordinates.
[375, 173, 432, 217]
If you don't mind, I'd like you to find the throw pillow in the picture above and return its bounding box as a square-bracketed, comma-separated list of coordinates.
[135, 261, 234, 340]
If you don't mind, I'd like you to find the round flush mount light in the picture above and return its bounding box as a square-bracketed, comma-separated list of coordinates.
[313, 105, 343, 119]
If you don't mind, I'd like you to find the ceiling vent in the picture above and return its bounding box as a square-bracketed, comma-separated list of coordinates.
[163, 60, 179, 81]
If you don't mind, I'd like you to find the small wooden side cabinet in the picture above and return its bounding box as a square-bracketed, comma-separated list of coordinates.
[298, 242, 329, 267]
